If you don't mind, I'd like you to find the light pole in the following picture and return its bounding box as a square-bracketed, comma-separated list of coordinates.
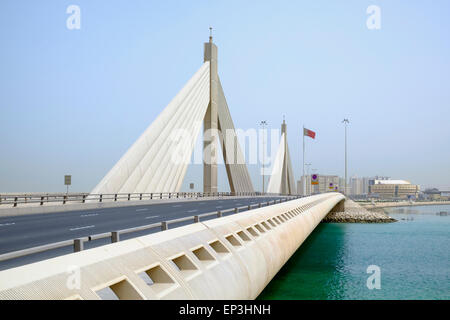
[342, 119, 350, 196]
[260, 120, 268, 194]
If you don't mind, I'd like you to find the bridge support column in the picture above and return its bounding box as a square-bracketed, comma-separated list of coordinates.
[330, 199, 345, 213]
[203, 35, 218, 193]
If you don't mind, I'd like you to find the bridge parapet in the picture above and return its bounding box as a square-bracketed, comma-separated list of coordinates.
[0, 193, 345, 300]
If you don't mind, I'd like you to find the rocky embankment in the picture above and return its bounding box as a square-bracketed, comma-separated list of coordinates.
[322, 199, 396, 223]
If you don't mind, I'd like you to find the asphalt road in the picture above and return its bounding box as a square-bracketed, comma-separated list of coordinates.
[0, 196, 283, 255]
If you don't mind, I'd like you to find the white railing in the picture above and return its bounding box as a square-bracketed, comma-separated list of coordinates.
[0, 191, 291, 207]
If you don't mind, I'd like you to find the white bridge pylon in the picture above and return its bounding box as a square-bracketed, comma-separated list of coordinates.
[90, 37, 254, 195]
[267, 120, 296, 195]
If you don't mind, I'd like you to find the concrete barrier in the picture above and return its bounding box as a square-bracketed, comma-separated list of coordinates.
[0, 193, 345, 300]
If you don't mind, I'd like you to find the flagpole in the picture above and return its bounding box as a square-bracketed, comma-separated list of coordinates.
[303, 125, 305, 196]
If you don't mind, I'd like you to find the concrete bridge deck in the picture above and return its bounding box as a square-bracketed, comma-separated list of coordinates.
[0, 193, 345, 300]
[0, 196, 284, 270]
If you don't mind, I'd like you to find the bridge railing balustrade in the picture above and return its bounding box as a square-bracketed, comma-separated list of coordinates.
[0, 191, 296, 208]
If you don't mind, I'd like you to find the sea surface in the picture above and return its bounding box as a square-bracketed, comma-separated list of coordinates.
[258, 205, 450, 300]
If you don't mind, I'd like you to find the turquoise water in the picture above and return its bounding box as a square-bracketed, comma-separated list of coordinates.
[258, 205, 450, 300]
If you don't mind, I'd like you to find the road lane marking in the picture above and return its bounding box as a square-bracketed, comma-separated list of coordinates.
[216, 206, 223, 209]
[188, 210, 198, 213]
[70, 225, 95, 231]
[80, 213, 98, 218]
[0, 223, 15, 227]
[145, 215, 160, 219]
[136, 208, 149, 212]
[236, 203, 242, 206]
[172, 205, 182, 208]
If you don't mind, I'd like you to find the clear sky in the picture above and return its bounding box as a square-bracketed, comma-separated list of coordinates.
[1, 0, 449, 193]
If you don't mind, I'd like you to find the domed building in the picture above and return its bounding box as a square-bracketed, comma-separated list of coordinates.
[368, 179, 420, 200]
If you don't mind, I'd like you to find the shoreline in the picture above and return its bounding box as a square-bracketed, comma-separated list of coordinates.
[322, 199, 396, 223]
[358, 201, 450, 210]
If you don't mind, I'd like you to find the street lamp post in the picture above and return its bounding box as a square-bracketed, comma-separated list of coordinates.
[260, 120, 268, 194]
[342, 119, 350, 196]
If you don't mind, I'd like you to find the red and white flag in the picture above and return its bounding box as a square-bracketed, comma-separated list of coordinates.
[303, 128, 316, 139]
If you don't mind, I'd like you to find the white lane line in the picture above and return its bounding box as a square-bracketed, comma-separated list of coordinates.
[216, 206, 223, 209]
[0, 223, 15, 227]
[70, 225, 95, 231]
[188, 210, 198, 213]
[172, 205, 182, 208]
[145, 215, 160, 219]
[136, 208, 149, 212]
[80, 213, 98, 218]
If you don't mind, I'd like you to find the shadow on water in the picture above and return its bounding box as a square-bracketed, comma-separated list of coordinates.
[257, 223, 348, 300]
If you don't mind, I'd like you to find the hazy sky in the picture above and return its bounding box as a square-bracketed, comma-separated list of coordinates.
[1, 0, 449, 193]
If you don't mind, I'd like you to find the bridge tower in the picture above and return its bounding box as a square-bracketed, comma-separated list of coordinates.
[280, 120, 289, 194]
[203, 33, 218, 193]
[89, 33, 254, 195]
[267, 120, 296, 195]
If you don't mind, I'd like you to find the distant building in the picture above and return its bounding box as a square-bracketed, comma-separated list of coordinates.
[374, 176, 391, 181]
[339, 177, 346, 194]
[368, 176, 390, 187]
[350, 176, 363, 196]
[299, 174, 421, 199]
[297, 174, 341, 195]
[299, 174, 420, 197]
[297, 176, 311, 195]
[312, 175, 340, 194]
[369, 180, 420, 199]
[422, 188, 449, 201]
[362, 177, 370, 195]
[348, 176, 372, 196]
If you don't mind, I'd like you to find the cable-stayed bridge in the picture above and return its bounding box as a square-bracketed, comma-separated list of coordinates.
[91, 35, 253, 196]
[0, 36, 346, 300]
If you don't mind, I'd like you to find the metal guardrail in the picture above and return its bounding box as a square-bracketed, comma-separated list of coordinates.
[0, 191, 284, 207]
[0, 196, 299, 263]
